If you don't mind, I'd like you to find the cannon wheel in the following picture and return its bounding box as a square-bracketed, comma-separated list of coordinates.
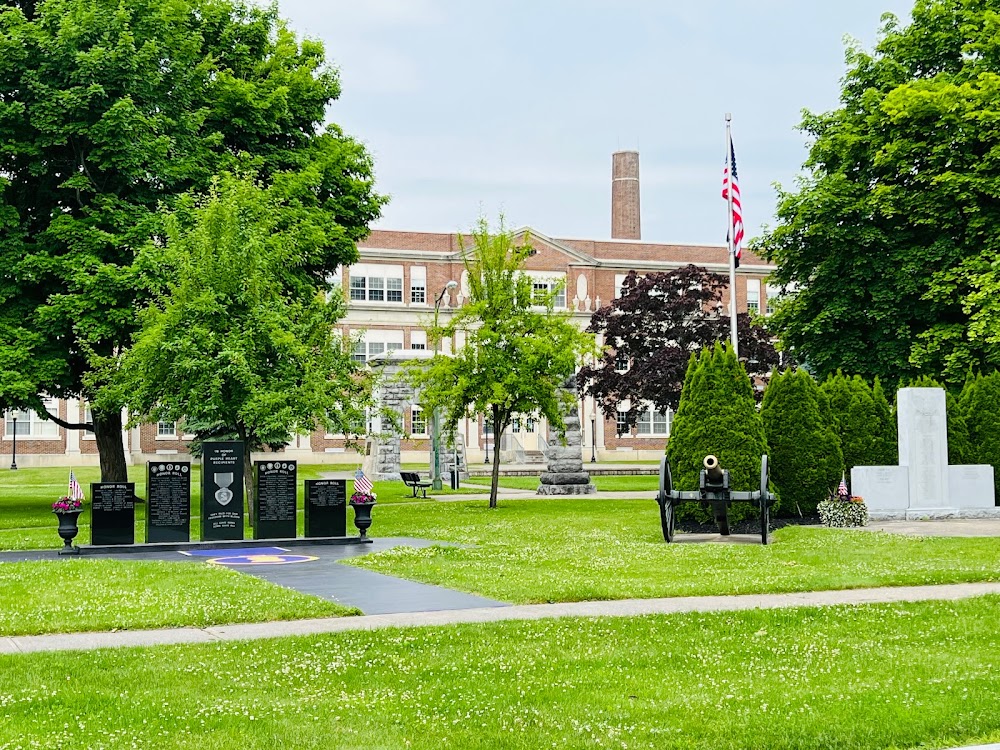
[658, 456, 675, 542]
[760, 454, 770, 545]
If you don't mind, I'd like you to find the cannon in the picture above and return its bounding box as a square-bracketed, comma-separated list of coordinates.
[655, 454, 776, 545]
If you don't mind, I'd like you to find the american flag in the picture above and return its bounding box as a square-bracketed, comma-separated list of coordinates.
[838, 476, 849, 497]
[68, 470, 84, 501]
[354, 468, 373, 495]
[722, 133, 744, 269]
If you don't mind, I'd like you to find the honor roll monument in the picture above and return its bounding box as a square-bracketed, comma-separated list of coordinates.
[852, 387, 997, 519]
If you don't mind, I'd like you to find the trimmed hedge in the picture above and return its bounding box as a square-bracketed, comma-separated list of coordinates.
[761, 369, 843, 517]
[666, 343, 768, 524]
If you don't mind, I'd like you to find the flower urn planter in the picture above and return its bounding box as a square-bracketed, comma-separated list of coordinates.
[349, 501, 376, 538]
[54, 510, 83, 555]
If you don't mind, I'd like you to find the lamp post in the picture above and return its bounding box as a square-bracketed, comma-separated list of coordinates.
[590, 411, 596, 463]
[431, 280, 458, 491]
[10, 415, 17, 471]
[484, 418, 490, 464]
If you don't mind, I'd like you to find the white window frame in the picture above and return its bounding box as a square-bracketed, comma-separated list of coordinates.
[747, 278, 761, 315]
[410, 330, 427, 350]
[352, 330, 406, 363]
[410, 406, 427, 436]
[156, 421, 178, 439]
[4, 398, 60, 439]
[636, 404, 672, 437]
[524, 271, 566, 309]
[348, 264, 405, 304]
[410, 266, 427, 305]
[764, 283, 781, 316]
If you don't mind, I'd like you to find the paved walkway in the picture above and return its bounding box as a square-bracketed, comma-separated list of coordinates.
[4, 581, 1000, 655]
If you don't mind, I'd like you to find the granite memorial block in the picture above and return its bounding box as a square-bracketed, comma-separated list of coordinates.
[851, 466, 909, 513]
[305, 479, 347, 537]
[897, 388, 950, 510]
[948, 465, 996, 511]
[146, 462, 191, 543]
[253, 460, 297, 539]
[90, 482, 136, 545]
[201, 441, 245, 541]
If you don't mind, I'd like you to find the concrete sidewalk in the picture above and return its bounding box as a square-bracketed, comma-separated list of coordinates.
[4, 581, 1000, 655]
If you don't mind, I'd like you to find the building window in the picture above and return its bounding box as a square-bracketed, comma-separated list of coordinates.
[157, 421, 177, 438]
[411, 407, 427, 436]
[4, 399, 60, 437]
[352, 334, 405, 363]
[764, 284, 780, 316]
[531, 281, 566, 309]
[615, 351, 629, 372]
[616, 410, 629, 436]
[352, 341, 367, 363]
[747, 278, 761, 315]
[387, 277, 403, 303]
[410, 330, 427, 350]
[410, 266, 427, 304]
[636, 406, 671, 437]
[348, 264, 404, 304]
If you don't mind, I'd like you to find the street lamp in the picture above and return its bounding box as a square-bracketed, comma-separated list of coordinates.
[10, 415, 17, 471]
[431, 280, 458, 490]
[484, 418, 490, 464]
[590, 411, 597, 463]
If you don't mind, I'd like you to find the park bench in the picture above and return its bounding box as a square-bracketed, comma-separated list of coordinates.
[400, 471, 433, 498]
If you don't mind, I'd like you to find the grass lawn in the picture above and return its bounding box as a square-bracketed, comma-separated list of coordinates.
[2, 597, 1000, 748]
[0, 465, 483, 550]
[465, 474, 660, 491]
[347, 497, 1000, 602]
[0, 559, 355, 635]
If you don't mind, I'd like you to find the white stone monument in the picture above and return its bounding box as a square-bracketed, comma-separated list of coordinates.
[851, 387, 997, 519]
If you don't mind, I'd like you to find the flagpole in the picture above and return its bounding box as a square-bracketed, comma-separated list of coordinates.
[725, 113, 739, 359]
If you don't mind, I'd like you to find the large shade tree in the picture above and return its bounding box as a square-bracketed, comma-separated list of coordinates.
[409, 218, 595, 508]
[115, 174, 376, 518]
[0, 0, 384, 479]
[577, 266, 778, 431]
[758, 0, 1000, 384]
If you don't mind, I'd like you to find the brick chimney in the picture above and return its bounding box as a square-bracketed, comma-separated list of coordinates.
[611, 150, 640, 240]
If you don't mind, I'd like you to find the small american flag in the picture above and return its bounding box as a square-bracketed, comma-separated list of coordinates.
[838, 476, 849, 497]
[68, 470, 84, 501]
[722, 133, 744, 269]
[354, 468, 373, 495]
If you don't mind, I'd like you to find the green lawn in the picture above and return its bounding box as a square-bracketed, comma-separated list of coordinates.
[0, 465, 483, 550]
[0, 559, 355, 635]
[465, 474, 660, 491]
[347, 497, 1000, 602]
[2, 597, 1000, 748]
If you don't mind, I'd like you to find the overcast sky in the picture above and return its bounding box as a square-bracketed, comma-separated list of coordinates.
[279, 0, 916, 245]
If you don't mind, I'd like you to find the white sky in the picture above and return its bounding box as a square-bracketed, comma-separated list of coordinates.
[278, 0, 916, 245]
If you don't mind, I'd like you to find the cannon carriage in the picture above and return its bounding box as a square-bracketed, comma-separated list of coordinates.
[655, 454, 776, 545]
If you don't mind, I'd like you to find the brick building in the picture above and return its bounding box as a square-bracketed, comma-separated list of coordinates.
[1, 152, 778, 466]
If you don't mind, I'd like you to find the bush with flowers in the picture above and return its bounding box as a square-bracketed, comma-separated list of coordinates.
[817, 480, 868, 528]
[350, 491, 377, 505]
[52, 496, 84, 513]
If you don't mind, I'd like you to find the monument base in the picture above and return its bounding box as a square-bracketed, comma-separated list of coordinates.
[869, 507, 1000, 521]
[536, 484, 597, 495]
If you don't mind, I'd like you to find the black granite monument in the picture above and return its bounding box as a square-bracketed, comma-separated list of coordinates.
[201, 441, 245, 541]
[253, 460, 297, 539]
[304, 479, 347, 537]
[90, 482, 136, 545]
[146, 462, 191, 543]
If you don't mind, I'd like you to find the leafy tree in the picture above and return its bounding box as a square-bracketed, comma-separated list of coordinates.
[577, 266, 778, 431]
[666, 343, 768, 524]
[761, 369, 842, 517]
[0, 0, 384, 479]
[758, 0, 1000, 384]
[115, 174, 376, 517]
[409, 217, 595, 509]
[871, 377, 897, 465]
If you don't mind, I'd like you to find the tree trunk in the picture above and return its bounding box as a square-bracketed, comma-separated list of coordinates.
[489, 404, 504, 509]
[93, 410, 128, 482]
[236, 423, 255, 526]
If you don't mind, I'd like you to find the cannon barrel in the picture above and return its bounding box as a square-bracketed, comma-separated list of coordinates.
[703, 454, 724, 483]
